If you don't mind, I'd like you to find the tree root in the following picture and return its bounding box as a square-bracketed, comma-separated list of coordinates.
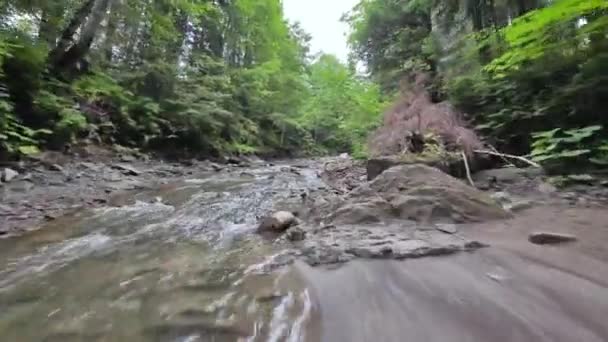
[461, 151, 476, 188]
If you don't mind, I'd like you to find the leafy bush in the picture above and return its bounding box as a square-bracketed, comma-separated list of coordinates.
[447, 0, 608, 172]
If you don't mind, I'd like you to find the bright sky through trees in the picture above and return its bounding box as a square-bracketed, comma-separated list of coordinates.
[283, 0, 359, 61]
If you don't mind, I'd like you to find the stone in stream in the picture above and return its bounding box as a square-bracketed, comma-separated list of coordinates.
[435, 223, 458, 234]
[285, 227, 307, 241]
[529, 232, 578, 245]
[1, 167, 19, 182]
[111, 163, 142, 176]
[257, 211, 298, 232]
[49, 163, 64, 172]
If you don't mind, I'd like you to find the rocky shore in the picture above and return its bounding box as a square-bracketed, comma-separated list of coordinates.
[0, 150, 261, 238]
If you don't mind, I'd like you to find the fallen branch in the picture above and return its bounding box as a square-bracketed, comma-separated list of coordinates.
[487, 145, 516, 168]
[461, 151, 475, 187]
[473, 150, 541, 168]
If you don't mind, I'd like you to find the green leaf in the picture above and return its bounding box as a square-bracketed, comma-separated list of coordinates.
[17, 145, 40, 155]
[557, 149, 591, 158]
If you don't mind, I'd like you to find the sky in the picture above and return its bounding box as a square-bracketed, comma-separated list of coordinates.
[283, 0, 360, 62]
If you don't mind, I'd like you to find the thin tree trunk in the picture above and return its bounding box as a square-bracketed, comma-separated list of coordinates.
[38, 9, 56, 46]
[103, 0, 118, 62]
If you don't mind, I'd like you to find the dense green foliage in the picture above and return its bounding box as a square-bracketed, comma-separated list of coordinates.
[348, 0, 608, 172]
[0, 0, 386, 160]
[299, 54, 387, 157]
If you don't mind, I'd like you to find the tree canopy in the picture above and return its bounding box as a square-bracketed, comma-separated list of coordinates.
[0, 0, 387, 160]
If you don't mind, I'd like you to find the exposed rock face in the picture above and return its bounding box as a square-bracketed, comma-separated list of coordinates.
[366, 154, 464, 181]
[257, 211, 297, 232]
[320, 164, 509, 225]
[473, 167, 544, 189]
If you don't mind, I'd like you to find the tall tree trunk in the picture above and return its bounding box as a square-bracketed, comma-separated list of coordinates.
[48, 0, 113, 76]
[48, 0, 96, 65]
[103, 0, 118, 62]
[39, 9, 56, 46]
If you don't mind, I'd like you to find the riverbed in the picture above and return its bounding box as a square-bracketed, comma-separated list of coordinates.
[1, 156, 608, 341]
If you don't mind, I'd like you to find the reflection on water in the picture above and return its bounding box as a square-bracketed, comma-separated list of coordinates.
[0, 164, 320, 341]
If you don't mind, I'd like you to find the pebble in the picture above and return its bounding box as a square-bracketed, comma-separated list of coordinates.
[1, 168, 19, 182]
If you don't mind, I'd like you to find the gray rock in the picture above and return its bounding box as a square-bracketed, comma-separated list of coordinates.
[1, 168, 19, 182]
[435, 223, 458, 234]
[529, 232, 578, 245]
[285, 227, 307, 241]
[312, 164, 509, 226]
[331, 198, 393, 224]
[120, 154, 137, 162]
[112, 163, 141, 176]
[367, 155, 464, 181]
[490, 191, 511, 204]
[210, 163, 223, 172]
[538, 182, 558, 194]
[473, 167, 543, 185]
[258, 211, 297, 232]
[79, 162, 99, 171]
[49, 164, 64, 172]
[505, 200, 534, 212]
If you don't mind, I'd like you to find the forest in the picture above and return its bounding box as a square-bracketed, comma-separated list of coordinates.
[0, 0, 606, 173]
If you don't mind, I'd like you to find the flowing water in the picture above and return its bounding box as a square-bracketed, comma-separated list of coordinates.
[0, 162, 320, 341]
[2, 160, 608, 342]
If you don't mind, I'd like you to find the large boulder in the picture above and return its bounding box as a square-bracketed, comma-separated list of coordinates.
[367, 154, 464, 181]
[322, 164, 509, 225]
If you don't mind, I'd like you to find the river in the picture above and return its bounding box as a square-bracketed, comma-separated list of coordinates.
[1, 160, 608, 341]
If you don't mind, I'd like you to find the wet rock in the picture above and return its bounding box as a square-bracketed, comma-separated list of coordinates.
[119, 154, 137, 162]
[226, 156, 243, 165]
[367, 154, 464, 181]
[44, 213, 59, 221]
[538, 182, 558, 194]
[370, 165, 509, 223]
[331, 198, 393, 224]
[366, 156, 404, 181]
[490, 191, 511, 204]
[313, 164, 509, 225]
[464, 241, 490, 250]
[474, 167, 543, 185]
[435, 223, 458, 234]
[111, 163, 141, 176]
[49, 163, 64, 172]
[79, 162, 98, 170]
[504, 200, 534, 212]
[1, 167, 19, 182]
[529, 232, 578, 245]
[211, 163, 224, 172]
[257, 211, 297, 232]
[285, 227, 306, 241]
